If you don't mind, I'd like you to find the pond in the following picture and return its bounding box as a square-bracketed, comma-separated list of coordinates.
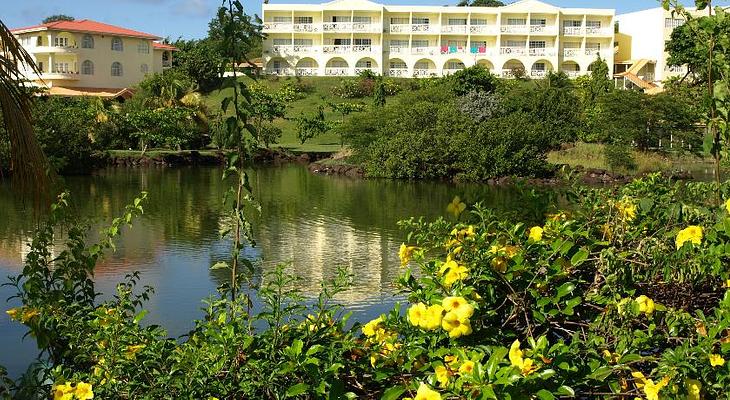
[0, 164, 563, 378]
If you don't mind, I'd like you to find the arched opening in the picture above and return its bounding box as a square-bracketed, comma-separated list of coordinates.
[111, 62, 123, 77]
[388, 58, 407, 77]
[476, 59, 494, 71]
[443, 59, 466, 75]
[502, 59, 525, 78]
[266, 58, 291, 76]
[325, 57, 349, 76]
[295, 58, 318, 76]
[53, 32, 75, 48]
[413, 58, 436, 77]
[561, 61, 580, 78]
[111, 37, 123, 52]
[530, 59, 554, 78]
[82, 34, 94, 49]
[355, 57, 378, 75]
[81, 60, 94, 75]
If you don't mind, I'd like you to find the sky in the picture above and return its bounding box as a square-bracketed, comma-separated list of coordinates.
[0, 0, 720, 40]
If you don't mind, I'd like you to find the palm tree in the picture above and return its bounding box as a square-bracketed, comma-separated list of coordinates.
[0, 18, 54, 203]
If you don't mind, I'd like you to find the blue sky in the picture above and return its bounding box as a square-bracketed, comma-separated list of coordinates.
[0, 0, 713, 40]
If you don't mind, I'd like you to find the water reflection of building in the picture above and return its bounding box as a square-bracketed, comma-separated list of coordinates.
[255, 215, 403, 304]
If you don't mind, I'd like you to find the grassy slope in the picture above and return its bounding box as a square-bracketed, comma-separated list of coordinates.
[547, 142, 709, 174]
[204, 76, 350, 153]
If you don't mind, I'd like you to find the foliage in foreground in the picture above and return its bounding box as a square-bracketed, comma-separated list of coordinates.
[4, 176, 730, 399]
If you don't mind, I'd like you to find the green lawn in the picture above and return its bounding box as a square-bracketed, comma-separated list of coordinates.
[204, 76, 354, 153]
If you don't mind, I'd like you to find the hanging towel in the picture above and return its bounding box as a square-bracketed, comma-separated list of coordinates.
[470, 47, 478, 54]
[478, 46, 486, 53]
[441, 46, 449, 54]
[449, 45, 457, 53]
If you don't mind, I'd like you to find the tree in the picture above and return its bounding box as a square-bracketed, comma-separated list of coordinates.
[172, 39, 225, 92]
[373, 76, 386, 107]
[42, 15, 74, 24]
[208, 8, 263, 60]
[447, 65, 498, 96]
[457, 0, 504, 6]
[666, 14, 730, 82]
[0, 18, 53, 201]
[249, 84, 287, 147]
[328, 102, 365, 147]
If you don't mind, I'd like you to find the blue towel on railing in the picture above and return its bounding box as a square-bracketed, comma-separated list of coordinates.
[470, 47, 478, 54]
[449, 46, 457, 53]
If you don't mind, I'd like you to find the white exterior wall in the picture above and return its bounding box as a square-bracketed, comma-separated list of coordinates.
[262, 0, 615, 78]
[14, 30, 170, 89]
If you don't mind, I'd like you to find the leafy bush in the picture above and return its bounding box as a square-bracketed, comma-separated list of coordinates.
[332, 77, 372, 98]
[457, 90, 505, 123]
[446, 65, 499, 96]
[604, 143, 638, 172]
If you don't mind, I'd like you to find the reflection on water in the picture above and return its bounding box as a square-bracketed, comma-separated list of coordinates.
[0, 165, 556, 378]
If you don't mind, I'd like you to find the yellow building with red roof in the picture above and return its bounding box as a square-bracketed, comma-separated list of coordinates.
[11, 19, 176, 97]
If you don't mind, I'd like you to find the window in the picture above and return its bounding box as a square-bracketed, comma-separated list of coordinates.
[141, 64, 149, 74]
[357, 60, 372, 68]
[586, 20, 602, 28]
[530, 18, 546, 26]
[294, 16, 312, 24]
[563, 42, 581, 48]
[137, 42, 150, 54]
[53, 63, 70, 73]
[273, 16, 292, 22]
[447, 61, 464, 69]
[273, 39, 292, 46]
[38, 61, 44, 72]
[505, 40, 525, 47]
[81, 60, 94, 75]
[36, 36, 43, 46]
[448, 18, 467, 25]
[470, 18, 487, 25]
[507, 18, 526, 25]
[390, 17, 409, 24]
[532, 62, 546, 71]
[389, 60, 406, 69]
[390, 39, 408, 47]
[412, 17, 429, 25]
[353, 16, 371, 23]
[446, 40, 465, 47]
[414, 61, 431, 69]
[298, 59, 315, 68]
[111, 37, 123, 51]
[82, 34, 94, 48]
[586, 42, 601, 50]
[333, 38, 351, 45]
[563, 20, 582, 27]
[665, 18, 685, 28]
[354, 38, 371, 46]
[331, 16, 351, 22]
[53, 37, 69, 47]
[529, 40, 546, 48]
[412, 39, 429, 47]
[111, 62, 123, 76]
[293, 38, 313, 46]
[471, 40, 487, 48]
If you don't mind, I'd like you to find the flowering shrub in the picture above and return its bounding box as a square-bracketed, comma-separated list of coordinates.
[4, 176, 730, 399]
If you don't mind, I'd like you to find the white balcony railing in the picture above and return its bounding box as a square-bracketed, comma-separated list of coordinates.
[501, 25, 529, 34]
[352, 45, 374, 53]
[325, 67, 349, 76]
[322, 45, 351, 54]
[528, 48, 557, 57]
[530, 69, 548, 78]
[565, 71, 582, 78]
[469, 25, 497, 34]
[412, 24, 436, 33]
[42, 71, 80, 80]
[443, 68, 464, 76]
[388, 68, 409, 77]
[34, 45, 78, 53]
[441, 25, 467, 34]
[266, 68, 293, 76]
[352, 22, 380, 32]
[389, 24, 410, 33]
[563, 48, 581, 57]
[354, 67, 377, 75]
[585, 27, 613, 36]
[529, 25, 558, 35]
[263, 22, 293, 32]
[501, 69, 519, 78]
[440, 46, 467, 54]
[413, 68, 437, 77]
[293, 23, 320, 33]
[584, 48, 602, 56]
[562, 27, 584, 36]
[389, 46, 407, 54]
[295, 67, 318, 76]
[500, 47, 527, 56]
[411, 46, 440, 56]
[469, 47, 495, 56]
[323, 22, 352, 32]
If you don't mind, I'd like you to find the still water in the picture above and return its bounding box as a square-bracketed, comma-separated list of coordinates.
[0, 164, 558, 377]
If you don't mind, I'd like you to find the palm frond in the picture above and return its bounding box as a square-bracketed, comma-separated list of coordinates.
[0, 18, 55, 206]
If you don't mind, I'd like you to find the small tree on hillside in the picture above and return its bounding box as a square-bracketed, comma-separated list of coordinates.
[42, 15, 74, 24]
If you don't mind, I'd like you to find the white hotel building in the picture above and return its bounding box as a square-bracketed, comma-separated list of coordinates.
[261, 0, 615, 78]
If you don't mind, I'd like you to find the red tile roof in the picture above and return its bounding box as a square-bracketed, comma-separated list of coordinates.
[153, 42, 178, 51]
[11, 19, 161, 40]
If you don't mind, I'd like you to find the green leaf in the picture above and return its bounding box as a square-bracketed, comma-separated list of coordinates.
[556, 282, 576, 300]
[557, 385, 575, 397]
[133, 310, 148, 324]
[210, 261, 229, 270]
[380, 386, 406, 400]
[570, 249, 589, 266]
[286, 383, 309, 398]
[536, 389, 555, 400]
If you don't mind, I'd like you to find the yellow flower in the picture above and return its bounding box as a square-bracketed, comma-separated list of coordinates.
[75, 382, 94, 400]
[52, 383, 74, 400]
[20, 308, 40, 322]
[528, 226, 543, 242]
[421, 305, 444, 331]
[725, 279, 730, 289]
[602, 349, 620, 364]
[399, 244, 417, 266]
[725, 198, 730, 213]
[709, 354, 725, 367]
[458, 360, 475, 375]
[509, 340, 538, 375]
[414, 383, 441, 400]
[434, 365, 451, 387]
[408, 303, 428, 327]
[616, 197, 637, 221]
[685, 378, 701, 400]
[631, 371, 646, 388]
[491, 256, 507, 273]
[124, 344, 145, 360]
[643, 376, 669, 400]
[444, 355, 459, 368]
[362, 316, 384, 337]
[5, 308, 20, 321]
[440, 261, 469, 287]
[442, 297, 474, 321]
[441, 311, 472, 338]
[676, 226, 703, 249]
[635, 295, 656, 315]
[447, 196, 466, 218]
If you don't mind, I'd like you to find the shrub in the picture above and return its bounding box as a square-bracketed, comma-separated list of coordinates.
[457, 90, 505, 122]
[446, 65, 499, 96]
[604, 143, 638, 172]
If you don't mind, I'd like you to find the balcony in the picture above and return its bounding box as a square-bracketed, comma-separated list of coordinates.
[389, 46, 407, 54]
[585, 27, 613, 36]
[501, 25, 529, 35]
[563, 48, 581, 58]
[413, 69, 437, 78]
[529, 25, 559, 35]
[262, 22, 293, 32]
[562, 27, 583, 36]
[441, 25, 467, 34]
[500, 47, 527, 56]
[440, 46, 467, 55]
[353, 45, 377, 53]
[295, 67, 318, 76]
[34, 45, 78, 54]
[412, 24, 437, 33]
[266, 68, 293, 76]
[354, 67, 378, 75]
[40, 71, 80, 80]
[411, 46, 440, 56]
[530, 69, 548, 78]
[565, 71, 582, 78]
[501, 69, 520, 78]
[389, 24, 410, 33]
[528, 48, 557, 57]
[469, 47, 495, 56]
[469, 25, 498, 35]
[322, 45, 351, 54]
[323, 22, 352, 32]
[352, 22, 381, 33]
[324, 67, 349, 76]
[388, 68, 409, 77]
[443, 68, 464, 76]
[293, 23, 320, 33]
[584, 48, 603, 56]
